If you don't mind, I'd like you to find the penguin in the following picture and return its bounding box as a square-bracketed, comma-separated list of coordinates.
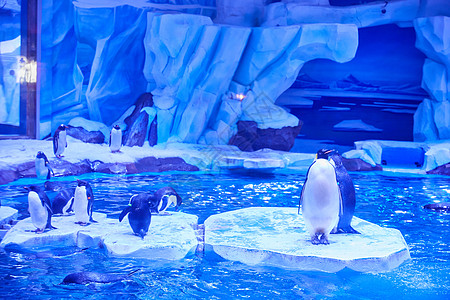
[300, 149, 341, 245]
[329, 151, 359, 234]
[149, 186, 182, 214]
[109, 124, 122, 153]
[119, 193, 153, 239]
[52, 188, 75, 215]
[25, 185, 56, 233]
[62, 269, 140, 285]
[53, 124, 68, 158]
[35, 151, 54, 180]
[69, 179, 96, 225]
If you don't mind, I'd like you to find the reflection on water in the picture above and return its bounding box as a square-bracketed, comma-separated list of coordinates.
[0, 171, 449, 298]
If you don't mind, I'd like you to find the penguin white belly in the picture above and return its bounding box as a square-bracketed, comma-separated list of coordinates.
[302, 160, 340, 237]
[35, 159, 48, 179]
[28, 191, 48, 230]
[110, 130, 122, 152]
[56, 131, 66, 156]
[74, 186, 89, 223]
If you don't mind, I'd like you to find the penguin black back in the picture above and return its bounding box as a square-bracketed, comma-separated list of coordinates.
[119, 193, 153, 239]
[330, 152, 359, 234]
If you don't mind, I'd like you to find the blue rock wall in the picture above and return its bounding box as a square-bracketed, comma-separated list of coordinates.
[38, 4, 358, 144]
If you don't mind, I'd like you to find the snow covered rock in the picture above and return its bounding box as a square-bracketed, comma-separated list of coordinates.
[204, 207, 410, 273]
[0, 206, 18, 227]
[0, 211, 199, 260]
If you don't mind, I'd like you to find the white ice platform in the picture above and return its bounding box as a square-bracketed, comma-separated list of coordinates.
[0, 206, 18, 226]
[0, 212, 199, 260]
[204, 207, 410, 273]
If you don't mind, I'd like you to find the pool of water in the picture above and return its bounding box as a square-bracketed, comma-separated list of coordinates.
[0, 170, 449, 299]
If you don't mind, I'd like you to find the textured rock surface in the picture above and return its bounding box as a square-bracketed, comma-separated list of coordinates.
[1, 212, 199, 260]
[204, 207, 410, 273]
[414, 17, 450, 141]
[229, 120, 303, 152]
[427, 162, 450, 175]
[66, 126, 105, 144]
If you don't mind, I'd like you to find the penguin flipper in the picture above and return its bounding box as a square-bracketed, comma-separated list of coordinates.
[119, 206, 132, 222]
[53, 135, 58, 155]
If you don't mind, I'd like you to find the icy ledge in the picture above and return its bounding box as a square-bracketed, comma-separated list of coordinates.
[204, 207, 410, 273]
[0, 212, 199, 260]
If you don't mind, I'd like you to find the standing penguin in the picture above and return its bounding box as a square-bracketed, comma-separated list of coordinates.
[25, 185, 56, 233]
[149, 186, 182, 214]
[329, 152, 359, 234]
[300, 149, 341, 245]
[53, 124, 68, 158]
[35, 151, 54, 180]
[69, 179, 96, 225]
[109, 124, 122, 153]
[119, 193, 153, 239]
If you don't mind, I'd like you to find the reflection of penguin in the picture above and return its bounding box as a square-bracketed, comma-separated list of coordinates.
[25, 185, 56, 233]
[300, 149, 341, 245]
[69, 179, 96, 225]
[150, 186, 182, 214]
[119, 193, 153, 239]
[52, 188, 75, 215]
[109, 124, 122, 153]
[330, 152, 359, 234]
[53, 124, 68, 158]
[35, 151, 54, 180]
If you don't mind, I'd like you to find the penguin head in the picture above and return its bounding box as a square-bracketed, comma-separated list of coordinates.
[316, 149, 335, 160]
[58, 124, 67, 131]
[113, 124, 121, 130]
[36, 151, 46, 159]
[76, 179, 88, 187]
[24, 185, 41, 193]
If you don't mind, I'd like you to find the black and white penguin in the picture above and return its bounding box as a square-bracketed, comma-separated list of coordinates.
[149, 186, 182, 214]
[35, 151, 54, 180]
[109, 124, 122, 153]
[52, 188, 75, 215]
[329, 152, 359, 234]
[69, 179, 96, 225]
[300, 149, 341, 245]
[119, 193, 153, 239]
[25, 185, 56, 233]
[62, 269, 140, 285]
[53, 124, 68, 158]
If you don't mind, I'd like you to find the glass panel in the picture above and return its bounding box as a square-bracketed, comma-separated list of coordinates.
[0, 1, 22, 128]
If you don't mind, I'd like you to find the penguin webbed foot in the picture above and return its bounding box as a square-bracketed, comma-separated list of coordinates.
[332, 226, 360, 234]
[33, 228, 45, 234]
[75, 221, 89, 226]
[89, 217, 97, 223]
[311, 232, 330, 245]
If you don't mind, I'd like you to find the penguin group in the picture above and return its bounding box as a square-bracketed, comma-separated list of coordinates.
[23, 177, 182, 237]
[24, 178, 97, 233]
[300, 149, 359, 245]
[34, 123, 123, 181]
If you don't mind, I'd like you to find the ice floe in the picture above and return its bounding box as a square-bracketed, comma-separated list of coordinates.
[204, 207, 410, 273]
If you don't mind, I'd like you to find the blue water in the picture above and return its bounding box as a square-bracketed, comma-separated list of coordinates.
[0, 170, 449, 299]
